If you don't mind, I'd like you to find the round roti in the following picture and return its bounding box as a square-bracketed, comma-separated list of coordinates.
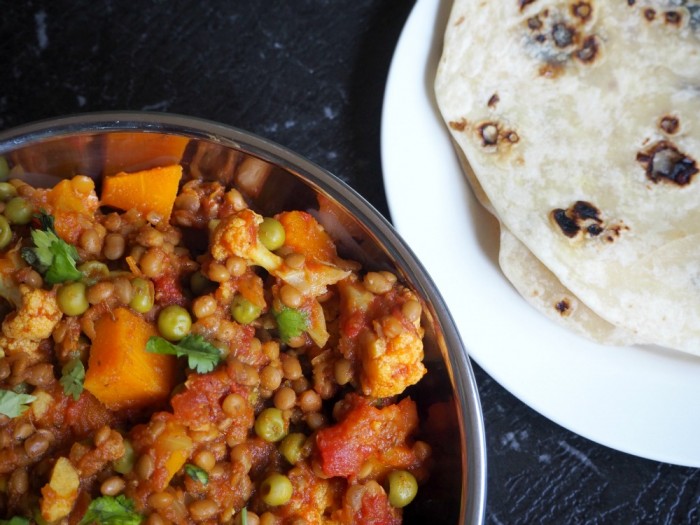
[436, 0, 700, 352]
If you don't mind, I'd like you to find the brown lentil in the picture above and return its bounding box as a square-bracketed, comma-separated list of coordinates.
[100, 476, 126, 496]
[24, 431, 50, 458]
[8, 467, 28, 494]
[299, 390, 323, 413]
[189, 498, 218, 521]
[291, 377, 310, 394]
[192, 295, 217, 319]
[13, 422, 34, 441]
[24, 363, 55, 388]
[94, 426, 112, 447]
[140, 248, 165, 278]
[260, 365, 283, 391]
[225, 256, 248, 277]
[281, 355, 302, 380]
[174, 192, 200, 212]
[280, 284, 303, 309]
[193, 449, 216, 472]
[113, 277, 134, 304]
[137, 226, 165, 248]
[0, 360, 10, 381]
[208, 262, 230, 283]
[333, 358, 353, 386]
[87, 281, 115, 305]
[222, 393, 247, 418]
[273, 386, 297, 411]
[364, 271, 393, 294]
[23, 269, 43, 288]
[79, 228, 103, 254]
[136, 454, 155, 480]
[104, 212, 122, 231]
[402, 299, 422, 323]
[145, 514, 166, 525]
[148, 491, 174, 510]
[104, 233, 126, 260]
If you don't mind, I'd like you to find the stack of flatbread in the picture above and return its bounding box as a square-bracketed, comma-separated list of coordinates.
[435, 0, 700, 353]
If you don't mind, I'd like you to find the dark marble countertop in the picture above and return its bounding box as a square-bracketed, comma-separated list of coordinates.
[1, 1, 699, 523]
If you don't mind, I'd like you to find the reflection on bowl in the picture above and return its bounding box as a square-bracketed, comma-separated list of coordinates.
[0, 112, 486, 524]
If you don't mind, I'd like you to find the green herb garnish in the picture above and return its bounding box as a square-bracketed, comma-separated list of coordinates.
[274, 307, 309, 343]
[184, 463, 209, 485]
[0, 390, 36, 418]
[77, 495, 142, 525]
[146, 334, 222, 374]
[21, 211, 82, 284]
[0, 516, 30, 525]
[59, 358, 85, 401]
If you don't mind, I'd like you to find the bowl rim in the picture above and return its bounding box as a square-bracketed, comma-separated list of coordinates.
[0, 110, 487, 524]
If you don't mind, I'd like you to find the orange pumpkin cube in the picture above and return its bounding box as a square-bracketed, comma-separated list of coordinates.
[100, 164, 182, 222]
[84, 307, 176, 411]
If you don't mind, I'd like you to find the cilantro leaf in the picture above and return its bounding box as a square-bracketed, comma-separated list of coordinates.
[274, 307, 309, 343]
[59, 358, 85, 401]
[0, 517, 31, 525]
[0, 390, 36, 418]
[184, 463, 209, 485]
[77, 495, 142, 525]
[20, 211, 82, 284]
[146, 334, 222, 374]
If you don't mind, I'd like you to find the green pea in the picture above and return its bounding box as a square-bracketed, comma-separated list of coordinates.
[157, 304, 192, 341]
[259, 217, 285, 251]
[78, 261, 110, 282]
[57, 282, 89, 316]
[260, 473, 293, 506]
[254, 407, 287, 443]
[279, 432, 307, 465]
[387, 470, 418, 508]
[230, 294, 261, 325]
[0, 182, 17, 201]
[129, 277, 154, 313]
[4, 197, 33, 225]
[0, 215, 12, 250]
[190, 271, 215, 296]
[0, 157, 9, 181]
[112, 439, 135, 474]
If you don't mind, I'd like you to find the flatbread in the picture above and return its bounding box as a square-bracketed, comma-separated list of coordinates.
[436, 0, 700, 353]
[455, 139, 645, 345]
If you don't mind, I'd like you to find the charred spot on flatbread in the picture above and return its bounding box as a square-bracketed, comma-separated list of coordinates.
[644, 8, 656, 21]
[659, 115, 680, 135]
[664, 11, 682, 25]
[476, 121, 520, 150]
[550, 200, 626, 241]
[524, 3, 602, 70]
[555, 298, 572, 316]
[571, 1, 593, 21]
[488, 93, 500, 108]
[449, 118, 467, 132]
[636, 140, 698, 186]
[520, 0, 538, 11]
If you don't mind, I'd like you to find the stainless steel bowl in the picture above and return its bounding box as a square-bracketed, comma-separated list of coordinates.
[0, 112, 486, 524]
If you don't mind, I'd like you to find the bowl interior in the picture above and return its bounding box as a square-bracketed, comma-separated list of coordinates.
[0, 112, 486, 524]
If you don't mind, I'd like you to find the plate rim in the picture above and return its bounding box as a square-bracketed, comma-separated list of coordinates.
[380, 0, 700, 468]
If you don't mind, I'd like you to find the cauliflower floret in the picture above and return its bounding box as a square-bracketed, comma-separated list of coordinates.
[0, 335, 41, 359]
[211, 209, 350, 295]
[3, 285, 62, 341]
[338, 277, 427, 398]
[211, 208, 283, 271]
[360, 311, 426, 398]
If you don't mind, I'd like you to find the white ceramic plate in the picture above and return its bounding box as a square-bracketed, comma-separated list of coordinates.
[380, 0, 700, 467]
